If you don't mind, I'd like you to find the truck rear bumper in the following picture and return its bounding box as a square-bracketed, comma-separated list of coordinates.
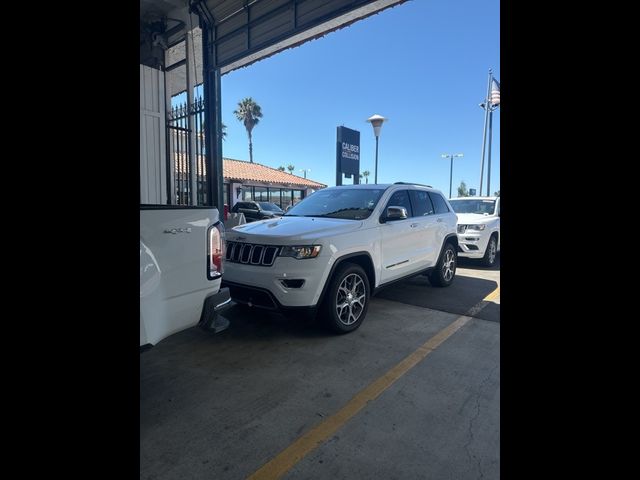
[198, 287, 232, 333]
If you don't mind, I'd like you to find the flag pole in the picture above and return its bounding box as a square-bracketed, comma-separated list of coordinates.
[487, 108, 493, 196]
[479, 69, 492, 195]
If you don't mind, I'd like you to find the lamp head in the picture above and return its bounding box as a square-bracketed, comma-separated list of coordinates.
[366, 114, 387, 137]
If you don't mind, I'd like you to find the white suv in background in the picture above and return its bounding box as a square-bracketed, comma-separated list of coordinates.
[223, 183, 459, 334]
[448, 196, 500, 267]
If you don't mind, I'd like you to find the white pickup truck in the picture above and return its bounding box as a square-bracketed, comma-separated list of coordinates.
[140, 207, 231, 349]
[139, 63, 230, 349]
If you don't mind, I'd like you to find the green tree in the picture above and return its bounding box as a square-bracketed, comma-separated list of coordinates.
[494, 190, 500, 196]
[199, 121, 226, 141]
[277, 166, 285, 171]
[457, 181, 469, 197]
[233, 97, 263, 163]
[362, 170, 370, 184]
[287, 164, 295, 174]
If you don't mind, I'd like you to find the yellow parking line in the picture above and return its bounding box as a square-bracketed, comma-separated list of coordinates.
[246, 286, 500, 479]
[466, 286, 500, 317]
[484, 286, 500, 302]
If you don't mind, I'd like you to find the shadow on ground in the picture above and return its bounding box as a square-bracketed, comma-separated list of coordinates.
[375, 273, 499, 323]
[457, 253, 501, 271]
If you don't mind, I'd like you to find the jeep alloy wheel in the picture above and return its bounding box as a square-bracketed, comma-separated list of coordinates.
[336, 273, 366, 326]
[322, 262, 370, 334]
[442, 248, 456, 282]
[482, 236, 497, 267]
[429, 243, 457, 287]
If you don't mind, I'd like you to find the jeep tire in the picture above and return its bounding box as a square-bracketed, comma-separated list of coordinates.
[321, 262, 370, 334]
[481, 234, 498, 267]
[429, 242, 457, 287]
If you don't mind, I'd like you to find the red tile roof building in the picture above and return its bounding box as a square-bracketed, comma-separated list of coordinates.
[223, 158, 325, 189]
[221, 158, 325, 210]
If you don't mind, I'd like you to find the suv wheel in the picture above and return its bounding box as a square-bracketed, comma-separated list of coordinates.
[429, 243, 457, 287]
[321, 262, 370, 334]
[481, 235, 498, 267]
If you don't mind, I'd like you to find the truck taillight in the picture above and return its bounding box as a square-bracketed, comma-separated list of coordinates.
[207, 222, 225, 279]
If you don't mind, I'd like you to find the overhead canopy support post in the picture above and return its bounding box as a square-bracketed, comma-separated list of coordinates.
[191, 0, 224, 211]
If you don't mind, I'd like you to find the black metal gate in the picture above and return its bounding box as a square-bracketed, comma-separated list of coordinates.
[167, 95, 208, 205]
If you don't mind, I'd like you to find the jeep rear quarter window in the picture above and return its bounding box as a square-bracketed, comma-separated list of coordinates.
[428, 192, 450, 214]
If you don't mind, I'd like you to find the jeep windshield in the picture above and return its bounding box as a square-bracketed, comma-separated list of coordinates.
[449, 199, 496, 215]
[284, 188, 385, 220]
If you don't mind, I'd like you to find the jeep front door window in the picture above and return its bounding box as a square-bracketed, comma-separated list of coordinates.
[384, 190, 413, 217]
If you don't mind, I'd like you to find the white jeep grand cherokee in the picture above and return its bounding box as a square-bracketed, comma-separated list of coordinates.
[448, 196, 500, 267]
[223, 183, 459, 333]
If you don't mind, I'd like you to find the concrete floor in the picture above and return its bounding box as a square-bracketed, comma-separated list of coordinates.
[140, 258, 500, 479]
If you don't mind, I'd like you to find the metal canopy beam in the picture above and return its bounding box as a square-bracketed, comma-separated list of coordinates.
[212, 0, 409, 74]
[142, 1, 408, 76]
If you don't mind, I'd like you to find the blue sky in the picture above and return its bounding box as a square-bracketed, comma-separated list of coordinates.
[219, 0, 500, 197]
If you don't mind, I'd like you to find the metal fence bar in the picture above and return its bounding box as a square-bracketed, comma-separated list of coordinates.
[167, 95, 207, 206]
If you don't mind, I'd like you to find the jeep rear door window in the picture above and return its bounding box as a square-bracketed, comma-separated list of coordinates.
[285, 188, 385, 220]
[428, 192, 450, 214]
[409, 190, 435, 216]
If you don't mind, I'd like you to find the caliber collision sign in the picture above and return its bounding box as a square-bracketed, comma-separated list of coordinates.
[336, 126, 360, 180]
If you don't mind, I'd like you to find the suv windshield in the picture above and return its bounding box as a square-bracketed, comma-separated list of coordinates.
[449, 199, 496, 215]
[258, 202, 283, 213]
[285, 188, 386, 220]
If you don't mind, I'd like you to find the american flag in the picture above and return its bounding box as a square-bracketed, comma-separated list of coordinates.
[490, 78, 500, 106]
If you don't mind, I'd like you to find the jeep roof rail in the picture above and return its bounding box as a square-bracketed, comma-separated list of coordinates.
[393, 181, 433, 188]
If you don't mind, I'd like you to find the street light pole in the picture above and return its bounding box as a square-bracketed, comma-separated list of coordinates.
[299, 168, 311, 179]
[374, 136, 379, 184]
[367, 114, 386, 184]
[441, 153, 464, 198]
[449, 155, 453, 197]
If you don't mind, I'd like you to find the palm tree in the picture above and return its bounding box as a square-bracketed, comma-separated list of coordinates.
[287, 164, 295, 174]
[362, 170, 370, 184]
[233, 97, 263, 163]
[277, 166, 286, 171]
[199, 121, 226, 141]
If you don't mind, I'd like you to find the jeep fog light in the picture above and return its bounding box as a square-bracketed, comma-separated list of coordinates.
[279, 245, 322, 259]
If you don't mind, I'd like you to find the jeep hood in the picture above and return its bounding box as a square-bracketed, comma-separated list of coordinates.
[227, 216, 364, 243]
[456, 213, 495, 224]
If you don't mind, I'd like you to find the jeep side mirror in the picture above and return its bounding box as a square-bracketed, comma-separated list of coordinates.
[384, 206, 408, 222]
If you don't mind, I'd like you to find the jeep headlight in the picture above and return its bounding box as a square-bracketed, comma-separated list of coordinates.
[279, 245, 322, 259]
[466, 224, 486, 231]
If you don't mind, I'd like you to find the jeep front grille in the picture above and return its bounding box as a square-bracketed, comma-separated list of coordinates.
[225, 241, 280, 266]
[457, 225, 467, 234]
